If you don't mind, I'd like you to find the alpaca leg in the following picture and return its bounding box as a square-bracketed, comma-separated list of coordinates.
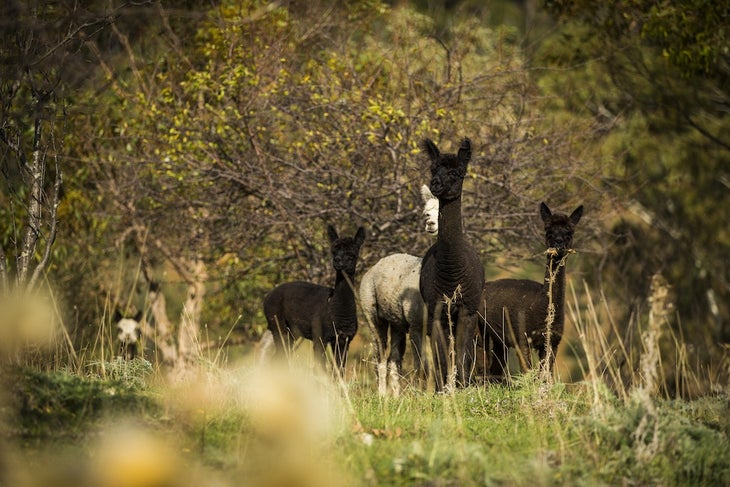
[430, 313, 449, 392]
[538, 338, 560, 378]
[269, 329, 287, 359]
[520, 341, 533, 372]
[375, 322, 389, 396]
[266, 315, 292, 361]
[388, 361, 401, 397]
[387, 327, 407, 396]
[488, 336, 508, 381]
[313, 335, 328, 369]
[409, 307, 430, 387]
[516, 310, 533, 372]
[333, 336, 350, 376]
[256, 329, 276, 366]
[377, 362, 388, 396]
[431, 331, 448, 392]
[409, 332, 428, 387]
[455, 312, 478, 387]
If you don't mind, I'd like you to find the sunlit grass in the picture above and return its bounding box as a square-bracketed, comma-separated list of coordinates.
[1, 282, 728, 486]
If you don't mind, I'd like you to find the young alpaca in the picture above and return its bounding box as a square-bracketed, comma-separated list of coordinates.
[114, 309, 143, 360]
[359, 185, 438, 396]
[263, 224, 366, 374]
[481, 202, 583, 380]
[417, 137, 485, 391]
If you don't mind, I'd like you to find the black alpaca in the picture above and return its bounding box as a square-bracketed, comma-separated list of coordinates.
[417, 137, 485, 391]
[481, 202, 583, 380]
[263, 224, 366, 373]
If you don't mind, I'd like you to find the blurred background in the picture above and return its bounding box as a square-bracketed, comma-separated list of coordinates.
[0, 0, 727, 396]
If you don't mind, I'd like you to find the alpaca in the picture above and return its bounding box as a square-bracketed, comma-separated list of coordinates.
[359, 184, 439, 396]
[421, 184, 439, 234]
[417, 137, 485, 391]
[114, 309, 143, 360]
[263, 224, 366, 374]
[481, 202, 583, 380]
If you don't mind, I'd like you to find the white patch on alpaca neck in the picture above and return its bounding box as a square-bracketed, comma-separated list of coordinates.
[117, 318, 140, 344]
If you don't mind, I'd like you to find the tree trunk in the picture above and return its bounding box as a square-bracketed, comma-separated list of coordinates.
[145, 281, 179, 369]
[177, 258, 207, 367]
[137, 239, 208, 381]
[17, 117, 45, 287]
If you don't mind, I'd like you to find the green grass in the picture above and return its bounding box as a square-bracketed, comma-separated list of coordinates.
[1, 279, 727, 486]
[1, 359, 728, 487]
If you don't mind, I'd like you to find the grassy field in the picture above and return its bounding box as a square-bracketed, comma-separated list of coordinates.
[0, 282, 728, 486]
[1, 349, 728, 487]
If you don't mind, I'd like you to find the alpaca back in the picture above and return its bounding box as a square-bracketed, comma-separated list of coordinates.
[263, 281, 332, 341]
[482, 278, 546, 346]
[360, 253, 423, 331]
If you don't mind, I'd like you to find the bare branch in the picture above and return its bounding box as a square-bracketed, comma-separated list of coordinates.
[27, 123, 62, 290]
[0, 237, 7, 294]
[16, 115, 45, 287]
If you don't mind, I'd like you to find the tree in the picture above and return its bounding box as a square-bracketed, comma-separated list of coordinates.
[0, 1, 163, 366]
[538, 0, 730, 390]
[80, 0, 604, 346]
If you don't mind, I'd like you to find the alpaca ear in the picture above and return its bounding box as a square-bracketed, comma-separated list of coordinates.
[539, 202, 552, 224]
[354, 226, 366, 247]
[112, 309, 122, 323]
[327, 224, 339, 243]
[133, 310, 143, 323]
[422, 139, 439, 161]
[420, 184, 434, 203]
[570, 205, 584, 225]
[457, 137, 472, 166]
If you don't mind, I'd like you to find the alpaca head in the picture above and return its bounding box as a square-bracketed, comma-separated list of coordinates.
[422, 137, 472, 202]
[327, 224, 366, 275]
[420, 184, 439, 234]
[540, 202, 584, 256]
[115, 310, 142, 344]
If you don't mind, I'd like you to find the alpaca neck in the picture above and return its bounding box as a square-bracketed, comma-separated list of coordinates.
[437, 195, 465, 250]
[433, 194, 485, 309]
[543, 254, 568, 326]
[331, 271, 357, 323]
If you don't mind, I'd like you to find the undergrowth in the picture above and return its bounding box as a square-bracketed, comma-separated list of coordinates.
[1, 278, 728, 486]
[1, 360, 727, 487]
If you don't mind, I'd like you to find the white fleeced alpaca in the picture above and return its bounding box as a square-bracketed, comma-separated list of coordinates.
[359, 185, 438, 396]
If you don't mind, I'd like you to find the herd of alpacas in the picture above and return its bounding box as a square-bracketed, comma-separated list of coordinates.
[115, 137, 582, 395]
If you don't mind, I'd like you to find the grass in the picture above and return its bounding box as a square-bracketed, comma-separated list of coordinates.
[1, 357, 728, 487]
[1, 280, 729, 486]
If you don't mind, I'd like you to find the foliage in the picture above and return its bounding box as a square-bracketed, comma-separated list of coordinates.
[578, 393, 730, 485]
[537, 0, 730, 347]
[4, 0, 725, 389]
[0, 366, 158, 442]
[545, 0, 729, 78]
[77, 0, 604, 339]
